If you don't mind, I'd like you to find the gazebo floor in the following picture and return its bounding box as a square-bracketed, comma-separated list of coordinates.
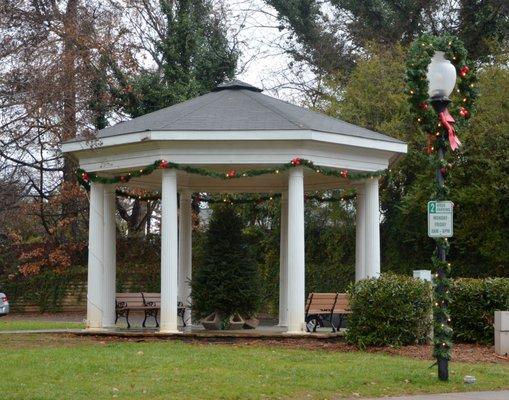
[75, 325, 345, 340]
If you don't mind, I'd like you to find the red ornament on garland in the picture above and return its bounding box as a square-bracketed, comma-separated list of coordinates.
[159, 160, 169, 169]
[120, 176, 128, 183]
[81, 172, 90, 182]
[291, 157, 302, 166]
[340, 170, 348, 178]
[440, 167, 447, 177]
[459, 107, 470, 118]
[419, 102, 429, 111]
[226, 170, 236, 178]
[459, 66, 470, 77]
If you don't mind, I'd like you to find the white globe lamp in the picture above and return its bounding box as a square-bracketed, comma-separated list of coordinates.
[426, 51, 457, 100]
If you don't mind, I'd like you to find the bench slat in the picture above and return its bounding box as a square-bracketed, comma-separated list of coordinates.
[306, 292, 350, 315]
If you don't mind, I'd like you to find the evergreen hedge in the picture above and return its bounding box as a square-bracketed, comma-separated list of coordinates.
[346, 273, 432, 346]
[450, 278, 509, 344]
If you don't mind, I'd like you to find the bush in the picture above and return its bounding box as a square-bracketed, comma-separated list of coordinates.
[450, 278, 509, 344]
[191, 205, 260, 321]
[346, 273, 432, 347]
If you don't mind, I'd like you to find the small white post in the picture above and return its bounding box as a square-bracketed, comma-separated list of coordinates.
[365, 177, 381, 278]
[413, 270, 432, 282]
[495, 311, 509, 356]
[286, 167, 306, 334]
[87, 182, 104, 329]
[102, 185, 117, 328]
[160, 169, 179, 333]
[178, 191, 193, 326]
[278, 191, 288, 327]
[355, 185, 366, 281]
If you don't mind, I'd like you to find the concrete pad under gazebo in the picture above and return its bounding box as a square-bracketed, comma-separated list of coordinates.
[61, 80, 407, 335]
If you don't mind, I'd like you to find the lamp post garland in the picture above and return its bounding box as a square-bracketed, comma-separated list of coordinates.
[406, 34, 477, 381]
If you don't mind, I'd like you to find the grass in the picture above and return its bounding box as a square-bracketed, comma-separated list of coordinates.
[0, 319, 84, 331]
[0, 334, 507, 400]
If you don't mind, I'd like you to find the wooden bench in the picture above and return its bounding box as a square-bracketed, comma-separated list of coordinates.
[141, 293, 188, 327]
[115, 293, 187, 329]
[305, 292, 351, 332]
[115, 293, 159, 329]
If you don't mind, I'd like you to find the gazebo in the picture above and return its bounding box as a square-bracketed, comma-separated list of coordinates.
[62, 80, 407, 334]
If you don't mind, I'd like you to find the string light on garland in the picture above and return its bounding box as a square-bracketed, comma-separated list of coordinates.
[76, 158, 384, 193]
[108, 189, 357, 205]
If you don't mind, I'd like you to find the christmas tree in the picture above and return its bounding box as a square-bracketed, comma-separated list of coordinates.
[191, 205, 260, 324]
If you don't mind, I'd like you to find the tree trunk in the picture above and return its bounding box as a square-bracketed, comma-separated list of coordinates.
[62, 0, 79, 184]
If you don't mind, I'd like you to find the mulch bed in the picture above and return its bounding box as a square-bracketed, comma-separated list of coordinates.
[187, 338, 507, 364]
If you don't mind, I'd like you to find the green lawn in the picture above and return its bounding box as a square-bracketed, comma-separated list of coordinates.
[0, 334, 507, 400]
[0, 319, 84, 331]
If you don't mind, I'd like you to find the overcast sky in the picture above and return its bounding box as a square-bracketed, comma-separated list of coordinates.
[225, 0, 314, 102]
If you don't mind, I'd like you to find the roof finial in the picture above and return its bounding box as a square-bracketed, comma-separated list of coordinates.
[212, 79, 262, 92]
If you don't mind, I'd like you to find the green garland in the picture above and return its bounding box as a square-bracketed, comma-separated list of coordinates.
[431, 238, 453, 360]
[406, 34, 478, 144]
[109, 190, 357, 205]
[76, 158, 384, 200]
[407, 35, 477, 368]
[194, 190, 357, 205]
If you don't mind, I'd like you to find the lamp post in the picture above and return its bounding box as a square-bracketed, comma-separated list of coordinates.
[426, 51, 457, 381]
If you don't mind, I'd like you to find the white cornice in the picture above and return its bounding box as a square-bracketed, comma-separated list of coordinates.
[61, 129, 407, 155]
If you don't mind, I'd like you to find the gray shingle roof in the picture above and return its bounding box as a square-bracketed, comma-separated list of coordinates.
[95, 79, 403, 144]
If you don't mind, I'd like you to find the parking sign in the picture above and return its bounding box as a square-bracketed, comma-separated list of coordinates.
[428, 201, 453, 238]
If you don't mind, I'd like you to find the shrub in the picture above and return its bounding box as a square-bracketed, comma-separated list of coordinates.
[191, 205, 260, 322]
[346, 273, 432, 347]
[450, 278, 509, 344]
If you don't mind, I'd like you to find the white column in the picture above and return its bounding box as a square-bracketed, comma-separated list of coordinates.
[278, 191, 288, 327]
[286, 167, 306, 334]
[365, 177, 381, 278]
[102, 186, 116, 328]
[355, 185, 366, 281]
[87, 182, 104, 329]
[178, 191, 193, 326]
[160, 169, 179, 333]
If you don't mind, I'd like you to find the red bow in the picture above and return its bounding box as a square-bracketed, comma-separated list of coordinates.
[439, 109, 461, 151]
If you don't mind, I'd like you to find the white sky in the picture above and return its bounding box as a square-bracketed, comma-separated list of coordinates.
[224, 0, 315, 102]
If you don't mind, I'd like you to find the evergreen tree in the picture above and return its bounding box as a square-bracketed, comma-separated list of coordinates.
[191, 205, 260, 321]
[266, 0, 508, 75]
[320, 45, 509, 277]
[119, 0, 237, 117]
[105, 0, 238, 236]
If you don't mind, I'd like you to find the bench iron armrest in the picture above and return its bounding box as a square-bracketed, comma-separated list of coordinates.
[116, 301, 128, 309]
